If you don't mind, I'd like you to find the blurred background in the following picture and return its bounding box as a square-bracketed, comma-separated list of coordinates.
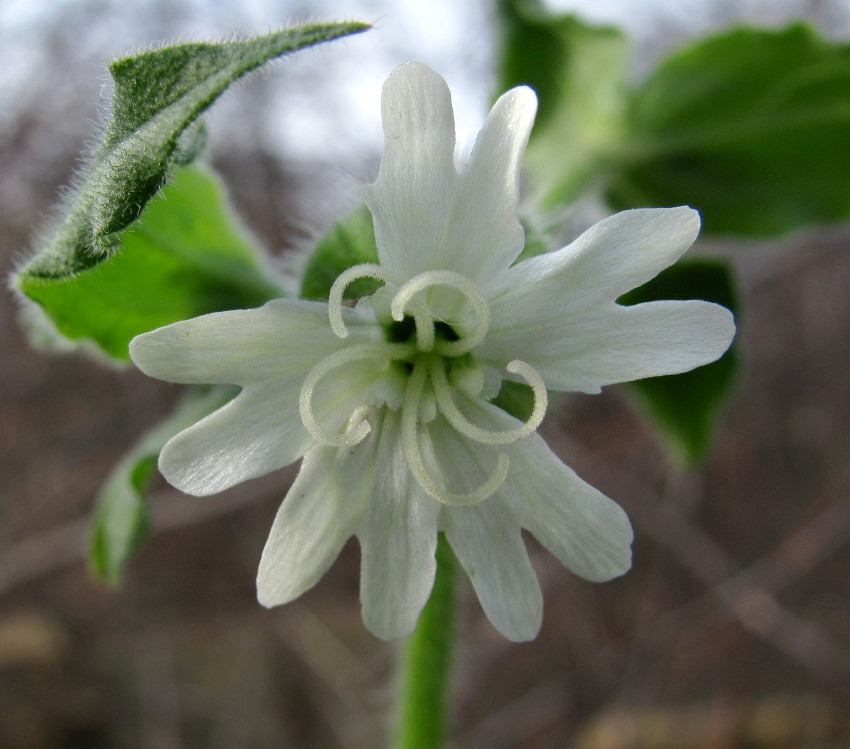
[1, 0, 849, 747]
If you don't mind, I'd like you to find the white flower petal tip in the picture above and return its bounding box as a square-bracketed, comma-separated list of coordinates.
[489, 85, 538, 137]
[127, 330, 164, 378]
[385, 61, 449, 91]
[255, 443, 368, 608]
[445, 501, 543, 641]
[584, 205, 703, 282]
[700, 301, 737, 361]
[379, 62, 455, 156]
[610, 204, 701, 241]
[579, 508, 634, 583]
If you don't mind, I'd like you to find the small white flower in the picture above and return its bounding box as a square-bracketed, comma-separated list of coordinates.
[129, 63, 735, 641]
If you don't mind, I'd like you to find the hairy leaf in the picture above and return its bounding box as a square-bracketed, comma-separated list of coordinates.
[19, 166, 283, 359]
[16, 22, 368, 281]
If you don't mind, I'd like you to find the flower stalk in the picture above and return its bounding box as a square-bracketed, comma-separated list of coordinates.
[393, 534, 457, 749]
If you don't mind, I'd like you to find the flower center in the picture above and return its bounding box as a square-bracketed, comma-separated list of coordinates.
[298, 264, 548, 506]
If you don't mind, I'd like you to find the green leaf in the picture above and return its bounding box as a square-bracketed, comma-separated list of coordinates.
[89, 458, 155, 588]
[619, 259, 738, 464]
[89, 387, 235, 586]
[18, 165, 283, 360]
[15, 21, 369, 281]
[608, 24, 850, 236]
[492, 380, 535, 422]
[496, 0, 629, 206]
[300, 204, 380, 300]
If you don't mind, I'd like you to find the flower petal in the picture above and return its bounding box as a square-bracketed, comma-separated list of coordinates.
[130, 298, 372, 386]
[364, 63, 537, 288]
[357, 410, 440, 639]
[488, 207, 700, 320]
[159, 357, 386, 495]
[505, 434, 633, 583]
[438, 395, 632, 582]
[481, 299, 735, 394]
[158, 378, 309, 495]
[446, 85, 537, 286]
[363, 62, 458, 280]
[422, 414, 543, 638]
[256, 440, 369, 608]
[444, 500, 543, 642]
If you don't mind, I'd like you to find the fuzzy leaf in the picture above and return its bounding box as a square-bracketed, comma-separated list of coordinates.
[15, 22, 368, 282]
[19, 166, 283, 360]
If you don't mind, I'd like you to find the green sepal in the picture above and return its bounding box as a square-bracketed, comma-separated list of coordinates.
[18, 165, 283, 360]
[15, 22, 369, 282]
[609, 23, 850, 236]
[619, 259, 739, 464]
[496, 0, 629, 207]
[300, 204, 380, 301]
[89, 386, 236, 586]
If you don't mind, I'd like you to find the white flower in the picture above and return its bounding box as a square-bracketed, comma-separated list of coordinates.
[129, 63, 735, 642]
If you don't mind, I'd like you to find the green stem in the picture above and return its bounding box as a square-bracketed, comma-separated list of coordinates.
[393, 533, 457, 749]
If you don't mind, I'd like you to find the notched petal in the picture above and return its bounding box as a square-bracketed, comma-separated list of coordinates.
[365, 63, 458, 279]
[357, 411, 440, 639]
[503, 433, 634, 582]
[445, 501, 543, 642]
[488, 207, 701, 318]
[257, 442, 367, 608]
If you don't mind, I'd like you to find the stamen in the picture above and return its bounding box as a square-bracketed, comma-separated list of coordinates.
[390, 270, 490, 356]
[328, 264, 397, 339]
[299, 342, 412, 447]
[402, 360, 509, 506]
[409, 303, 436, 352]
[431, 358, 548, 445]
